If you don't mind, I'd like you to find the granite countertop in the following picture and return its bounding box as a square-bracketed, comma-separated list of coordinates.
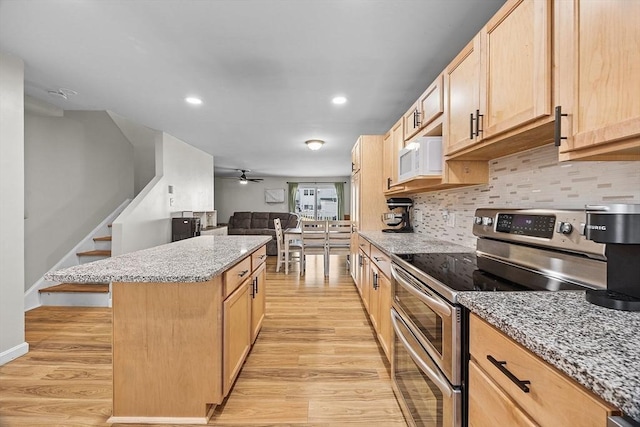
[358, 230, 474, 254]
[45, 235, 271, 283]
[459, 291, 640, 422]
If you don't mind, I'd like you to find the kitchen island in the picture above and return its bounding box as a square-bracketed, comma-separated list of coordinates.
[46, 235, 271, 425]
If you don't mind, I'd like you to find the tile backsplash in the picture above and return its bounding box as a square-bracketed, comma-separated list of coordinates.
[410, 144, 640, 249]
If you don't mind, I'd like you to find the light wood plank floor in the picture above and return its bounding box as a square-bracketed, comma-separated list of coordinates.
[0, 255, 406, 427]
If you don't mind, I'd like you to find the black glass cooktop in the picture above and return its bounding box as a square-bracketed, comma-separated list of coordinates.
[394, 252, 587, 293]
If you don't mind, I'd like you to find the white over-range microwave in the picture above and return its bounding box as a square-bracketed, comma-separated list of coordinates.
[398, 136, 443, 182]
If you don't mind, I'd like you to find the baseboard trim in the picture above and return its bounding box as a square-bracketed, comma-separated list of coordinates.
[0, 342, 29, 366]
[106, 415, 209, 425]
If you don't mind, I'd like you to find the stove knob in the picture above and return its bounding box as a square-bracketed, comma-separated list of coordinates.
[559, 222, 573, 234]
[474, 216, 483, 225]
[482, 217, 493, 226]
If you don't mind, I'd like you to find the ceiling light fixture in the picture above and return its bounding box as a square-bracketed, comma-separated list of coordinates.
[185, 96, 203, 105]
[332, 96, 347, 105]
[239, 179, 248, 185]
[305, 139, 325, 151]
[47, 88, 77, 100]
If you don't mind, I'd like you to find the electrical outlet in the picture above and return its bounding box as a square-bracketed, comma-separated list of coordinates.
[446, 212, 456, 228]
[414, 209, 423, 223]
[169, 197, 175, 206]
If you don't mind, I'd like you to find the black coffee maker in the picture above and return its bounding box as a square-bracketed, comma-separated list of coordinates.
[381, 198, 413, 233]
[584, 204, 640, 311]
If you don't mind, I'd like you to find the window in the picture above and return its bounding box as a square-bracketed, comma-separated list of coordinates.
[294, 185, 338, 220]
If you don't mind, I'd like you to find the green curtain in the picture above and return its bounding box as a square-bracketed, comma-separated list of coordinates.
[334, 182, 345, 220]
[288, 182, 298, 213]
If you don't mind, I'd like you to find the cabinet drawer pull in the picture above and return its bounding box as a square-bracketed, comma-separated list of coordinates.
[487, 355, 531, 393]
[259, 254, 267, 260]
[554, 105, 568, 147]
[238, 269, 249, 277]
[373, 256, 384, 263]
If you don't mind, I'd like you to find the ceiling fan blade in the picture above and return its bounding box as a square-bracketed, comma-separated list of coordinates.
[248, 178, 263, 182]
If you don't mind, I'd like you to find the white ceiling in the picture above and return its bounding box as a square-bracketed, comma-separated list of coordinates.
[0, 0, 505, 178]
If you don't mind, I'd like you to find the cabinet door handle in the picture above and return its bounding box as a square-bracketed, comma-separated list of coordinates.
[413, 109, 421, 128]
[251, 278, 256, 298]
[470, 113, 475, 139]
[238, 269, 249, 278]
[373, 272, 379, 290]
[352, 162, 355, 172]
[487, 355, 531, 393]
[387, 177, 392, 190]
[554, 106, 568, 147]
[254, 277, 259, 295]
[475, 109, 483, 136]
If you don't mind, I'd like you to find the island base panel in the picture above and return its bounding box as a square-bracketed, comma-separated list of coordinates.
[111, 279, 223, 421]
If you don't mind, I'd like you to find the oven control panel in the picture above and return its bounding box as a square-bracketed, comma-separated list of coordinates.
[473, 208, 606, 258]
[495, 213, 556, 238]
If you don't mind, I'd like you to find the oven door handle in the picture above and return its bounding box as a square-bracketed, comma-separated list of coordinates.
[391, 310, 453, 398]
[391, 263, 452, 317]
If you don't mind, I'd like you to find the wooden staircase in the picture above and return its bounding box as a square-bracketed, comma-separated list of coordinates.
[39, 228, 113, 307]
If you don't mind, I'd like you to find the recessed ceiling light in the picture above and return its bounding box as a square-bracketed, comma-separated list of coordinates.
[332, 96, 347, 105]
[185, 97, 203, 105]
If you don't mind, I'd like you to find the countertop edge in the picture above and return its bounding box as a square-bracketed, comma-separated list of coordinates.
[44, 236, 271, 284]
[459, 293, 639, 422]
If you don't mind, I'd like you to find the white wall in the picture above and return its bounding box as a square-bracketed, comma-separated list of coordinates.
[0, 52, 28, 364]
[112, 132, 214, 255]
[24, 110, 135, 290]
[410, 144, 640, 248]
[108, 111, 156, 195]
[214, 176, 350, 224]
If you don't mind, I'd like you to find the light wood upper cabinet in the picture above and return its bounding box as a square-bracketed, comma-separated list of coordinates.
[556, 0, 640, 161]
[480, 0, 552, 139]
[404, 74, 444, 142]
[351, 136, 362, 174]
[444, 35, 482, 154]
[445, 0, 554, 159]
[382, 118, 404, 192]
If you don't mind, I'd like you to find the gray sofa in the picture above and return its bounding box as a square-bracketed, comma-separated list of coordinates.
[227, 212, 300, 256]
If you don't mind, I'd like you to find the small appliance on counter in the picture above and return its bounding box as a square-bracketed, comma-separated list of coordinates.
[171, 217, 201, 242]
[381, 198, 413, 233]
[584, 204, 640, 311]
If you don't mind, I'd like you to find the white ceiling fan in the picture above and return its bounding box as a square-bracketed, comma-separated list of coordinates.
[225, 169, 264, 184]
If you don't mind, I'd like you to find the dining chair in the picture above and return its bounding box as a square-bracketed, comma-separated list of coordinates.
[274, 218, 302, 273]
[300, 219, 329, 276]
[326, 220, 352, 271]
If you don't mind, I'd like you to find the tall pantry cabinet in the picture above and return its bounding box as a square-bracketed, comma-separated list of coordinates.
[350, 135, 388, 281]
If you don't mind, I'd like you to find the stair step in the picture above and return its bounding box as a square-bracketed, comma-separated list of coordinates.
[40, 283, 109, 293]
[76, 250, 111, 257]
[93, 236, 112, 242]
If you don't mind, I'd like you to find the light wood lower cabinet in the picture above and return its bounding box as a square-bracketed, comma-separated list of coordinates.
[354, 238, 392, 362]
[468, 360, 537, 427]
[223, 278, 252, 397]
[469, 314, 620, 427]
[250, 262, 266, 343]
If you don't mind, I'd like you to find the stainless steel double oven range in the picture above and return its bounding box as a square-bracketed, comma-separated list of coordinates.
[389, 208, 608, 427]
